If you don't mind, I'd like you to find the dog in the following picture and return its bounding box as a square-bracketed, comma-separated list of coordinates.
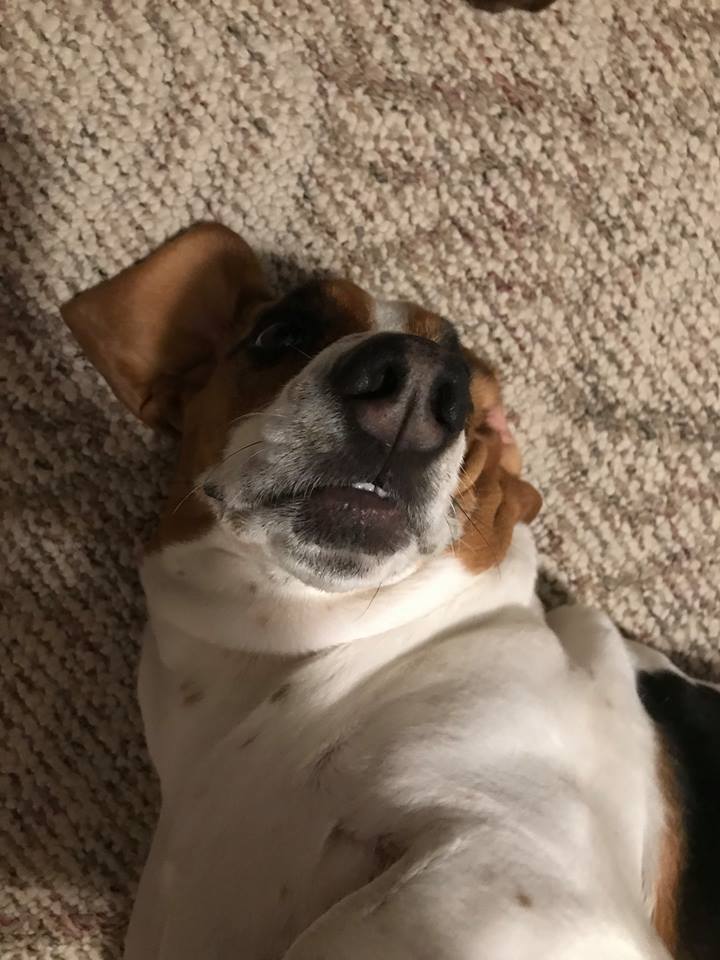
[62, 223, 718, 959]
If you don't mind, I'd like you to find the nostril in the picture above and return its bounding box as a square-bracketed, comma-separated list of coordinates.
[432, 377, 467, 433]
[354, 359, 402, 400]
[336, 354, 406, 401]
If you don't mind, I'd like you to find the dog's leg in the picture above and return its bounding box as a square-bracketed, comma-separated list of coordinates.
[282, 828, 491, 960]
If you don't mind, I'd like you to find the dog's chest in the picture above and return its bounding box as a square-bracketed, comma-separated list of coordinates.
[133, 610, 616, 959]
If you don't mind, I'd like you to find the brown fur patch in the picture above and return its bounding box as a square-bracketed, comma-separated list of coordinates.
[652, 735, 685, 956]
[451, 349, 541, 572]
[61, 223, 271, 429]
[405, 305, 454, 344]
[149, 278, 374, 551]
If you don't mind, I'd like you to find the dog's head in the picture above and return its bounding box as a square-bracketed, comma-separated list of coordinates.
[62, 223, 540, 593]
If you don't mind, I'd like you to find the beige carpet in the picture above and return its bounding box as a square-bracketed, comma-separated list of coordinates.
[2, 0, 719, 955]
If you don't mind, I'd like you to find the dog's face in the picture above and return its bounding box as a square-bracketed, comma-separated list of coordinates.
[63, 224, 540, 593]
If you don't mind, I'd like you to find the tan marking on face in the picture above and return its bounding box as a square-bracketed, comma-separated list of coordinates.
[148, 279, 375, 552]
[651, 736, 685, 956]
[405, 304, 453, 343]
[147, 361, 244, 551]
[322, 279, 375, 335]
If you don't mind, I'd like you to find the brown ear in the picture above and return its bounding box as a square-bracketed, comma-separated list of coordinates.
[462, 346, 524, 477]
[455, 349, 542, 571]
[60, 223, 271, 430]
[455, 440, 542, 572]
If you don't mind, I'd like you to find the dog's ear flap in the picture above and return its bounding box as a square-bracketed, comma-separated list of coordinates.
[60, 223, 271, 430]
[454, 347, 542, 571]
[462, 346, 525, 477]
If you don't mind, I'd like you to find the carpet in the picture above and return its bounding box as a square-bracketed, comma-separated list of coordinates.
[2, 0, 719, 955]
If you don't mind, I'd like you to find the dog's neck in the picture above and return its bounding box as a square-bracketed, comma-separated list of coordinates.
[141, 524, 541, 665]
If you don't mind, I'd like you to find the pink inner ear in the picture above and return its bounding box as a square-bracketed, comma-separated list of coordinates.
[486, 405, 515, 446]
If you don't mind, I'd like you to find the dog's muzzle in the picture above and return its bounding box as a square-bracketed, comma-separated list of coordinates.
[284, 332, 471, 555]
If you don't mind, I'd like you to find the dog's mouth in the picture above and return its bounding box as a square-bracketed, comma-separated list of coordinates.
[264, 480, 410, 556]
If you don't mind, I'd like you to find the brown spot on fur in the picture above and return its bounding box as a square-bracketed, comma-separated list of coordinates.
[179, 678, 204, 706]
[239, 732, 259, 750]
[651, 735, 685, 956]
[248, 582, 258, 595]
[515, 890, 533, 908]
[270, 683, 290, 703]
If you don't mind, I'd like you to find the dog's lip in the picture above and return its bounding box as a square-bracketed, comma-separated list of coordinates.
[283, 483, 410, 556]
[263, 481, 401, 511]
[305, 484, 401, 513]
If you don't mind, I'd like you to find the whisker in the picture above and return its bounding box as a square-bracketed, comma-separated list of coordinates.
[171, 478, 207, 515]
[446, 518, 456, 558]
[291, 345, 313, 361]
[217, 439, 264, 467]
[451, 496, 499, 570]
[227, 411, 288, 428]
[358, 578, 386, 620]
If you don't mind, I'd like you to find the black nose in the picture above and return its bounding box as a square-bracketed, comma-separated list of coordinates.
[329, 333, 471, 454]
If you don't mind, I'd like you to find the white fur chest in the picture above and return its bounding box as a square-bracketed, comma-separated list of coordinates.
[128, 562, 667, 960]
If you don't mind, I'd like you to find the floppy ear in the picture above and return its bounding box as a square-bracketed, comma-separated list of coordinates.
[454, 349, 542, 570]
[60, 223, 271, 430]
[461, 346, 526, 478]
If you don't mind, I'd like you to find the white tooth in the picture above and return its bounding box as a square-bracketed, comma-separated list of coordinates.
[350, 481, 389, 499]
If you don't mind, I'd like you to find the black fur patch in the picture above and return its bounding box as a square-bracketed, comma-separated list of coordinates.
[637, 669, 720, 960]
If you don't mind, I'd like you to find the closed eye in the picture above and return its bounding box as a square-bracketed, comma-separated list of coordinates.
[229, 282, 331, 364]
[253, 321, 303, 352]
[229, 317, 318, 364]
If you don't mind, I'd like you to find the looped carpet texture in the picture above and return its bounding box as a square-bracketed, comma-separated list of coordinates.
[1, 0, 719, 956]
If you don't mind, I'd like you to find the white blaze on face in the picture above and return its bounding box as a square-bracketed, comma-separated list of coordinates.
[373, 298, 411, 333]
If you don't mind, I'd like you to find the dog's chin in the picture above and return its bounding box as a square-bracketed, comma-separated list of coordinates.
[269, 533, 421, 594]
[265, 488, 420, 592]
[221, 482, 454, 593]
